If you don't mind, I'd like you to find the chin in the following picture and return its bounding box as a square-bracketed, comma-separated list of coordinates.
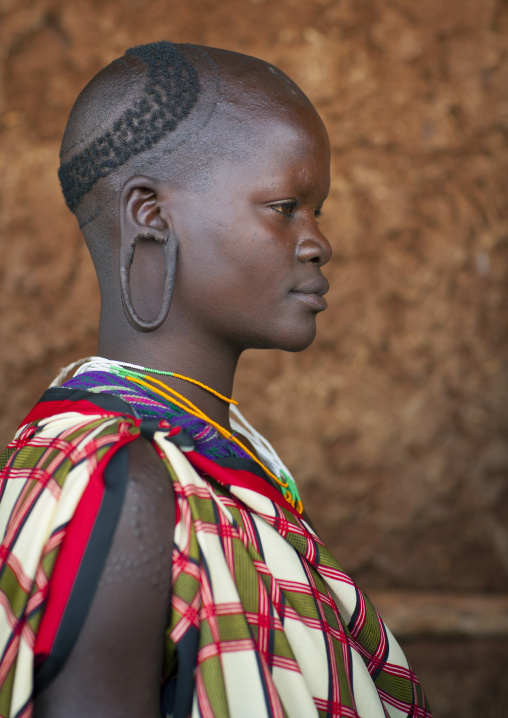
[236, 316, 318, 353]
[272, 322, 318, 353]
[281, 336, 316, 353]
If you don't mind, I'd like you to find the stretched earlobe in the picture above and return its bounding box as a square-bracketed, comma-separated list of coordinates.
[120, 231, 178, 332]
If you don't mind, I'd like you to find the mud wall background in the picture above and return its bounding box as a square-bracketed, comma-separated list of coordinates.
[1, 0, 507, 713]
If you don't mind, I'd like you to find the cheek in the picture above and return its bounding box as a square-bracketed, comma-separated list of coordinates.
[177, 213, 293, 307]
[209, 248, 279, 292]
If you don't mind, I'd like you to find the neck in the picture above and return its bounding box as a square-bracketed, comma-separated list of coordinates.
[97, 329, 240, 429]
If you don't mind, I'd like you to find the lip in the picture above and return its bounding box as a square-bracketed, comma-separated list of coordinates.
[290, 277, 329, 311]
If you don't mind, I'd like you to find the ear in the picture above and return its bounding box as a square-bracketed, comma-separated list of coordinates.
[119, 176, 178, 333]
[120, 175, 167, 236]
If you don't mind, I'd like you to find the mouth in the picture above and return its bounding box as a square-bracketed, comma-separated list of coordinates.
[290, 277, 329, 311]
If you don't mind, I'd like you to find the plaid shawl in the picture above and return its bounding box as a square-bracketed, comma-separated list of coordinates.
[0, 388, 431, 718]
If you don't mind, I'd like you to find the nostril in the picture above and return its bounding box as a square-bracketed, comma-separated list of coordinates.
[296, 236, 329, 264]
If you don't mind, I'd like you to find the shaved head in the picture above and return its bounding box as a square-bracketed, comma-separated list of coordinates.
[60, 42, 314, 222]
[59, 44, 202, 214]
[59, 42, 325, 288]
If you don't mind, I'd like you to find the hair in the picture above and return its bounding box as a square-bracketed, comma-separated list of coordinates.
[58, 42, 201, 213]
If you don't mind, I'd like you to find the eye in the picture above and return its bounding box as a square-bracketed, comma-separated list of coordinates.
[314, 207, 324, 219]
[270, 200, 297, 217]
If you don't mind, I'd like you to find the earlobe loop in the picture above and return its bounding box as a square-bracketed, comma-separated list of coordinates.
[120, 232, 178, 332]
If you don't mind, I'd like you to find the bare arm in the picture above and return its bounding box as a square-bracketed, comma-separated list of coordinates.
[34, 437, 175, 718]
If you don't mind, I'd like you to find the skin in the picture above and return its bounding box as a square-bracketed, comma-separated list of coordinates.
[105, 108, 332, 428]
[34, 47, 332, 717]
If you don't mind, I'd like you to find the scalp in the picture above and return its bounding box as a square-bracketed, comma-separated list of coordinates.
[59, 42, 318, 227]
[59, 43, 205, 216]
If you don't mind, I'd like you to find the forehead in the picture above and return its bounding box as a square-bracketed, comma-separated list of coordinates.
[202, 88, 329, 160]
[180, 112, 330, 208]
[156, 78, 331, 201]
[250, 119, 329, 191]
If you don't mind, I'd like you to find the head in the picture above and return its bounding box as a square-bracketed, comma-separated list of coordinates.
[59, 42, 332, 358]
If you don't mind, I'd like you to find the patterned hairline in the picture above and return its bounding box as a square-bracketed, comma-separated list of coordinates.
[58, 42, 201, 213]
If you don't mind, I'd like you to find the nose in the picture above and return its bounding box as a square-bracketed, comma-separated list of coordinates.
[296, 228, 333, 267]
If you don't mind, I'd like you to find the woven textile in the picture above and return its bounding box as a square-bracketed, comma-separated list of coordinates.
[64, 370, 251, 462]
[0, 389, 431, 717]
[160, 442, 429, 718]
[0, 403, 138, 718]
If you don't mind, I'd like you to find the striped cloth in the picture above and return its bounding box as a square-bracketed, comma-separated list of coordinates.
[0, 388, 431, 718]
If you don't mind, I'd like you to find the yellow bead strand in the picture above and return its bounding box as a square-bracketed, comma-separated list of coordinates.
[169, 371, 238, 405]
[112, 362, 238, 405]
[126, 374, 290, 490]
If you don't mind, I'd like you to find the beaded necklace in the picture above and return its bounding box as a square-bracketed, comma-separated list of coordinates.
[109, 362, 303, 514]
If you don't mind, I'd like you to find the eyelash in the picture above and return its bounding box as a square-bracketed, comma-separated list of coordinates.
[271, 202, 323, 219]
[271, 201, 297, 216]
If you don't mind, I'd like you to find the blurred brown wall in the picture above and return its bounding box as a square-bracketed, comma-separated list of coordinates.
[1, 0, 507, 714]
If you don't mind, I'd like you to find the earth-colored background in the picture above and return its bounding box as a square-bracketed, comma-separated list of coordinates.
[1, 0, 507, 714]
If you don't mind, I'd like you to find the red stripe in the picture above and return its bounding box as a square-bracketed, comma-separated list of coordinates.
[20, 399, 131, 428]
[184, 451, 302, 521]
[33, 433, 136, 658]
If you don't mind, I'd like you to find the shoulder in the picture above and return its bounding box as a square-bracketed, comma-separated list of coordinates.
[127, 432, 171, 486]
[121, 436, 176, 579]
[34, 435, 175, 718]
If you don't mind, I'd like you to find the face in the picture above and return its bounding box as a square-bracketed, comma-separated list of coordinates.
[162, 106, 332, 356]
